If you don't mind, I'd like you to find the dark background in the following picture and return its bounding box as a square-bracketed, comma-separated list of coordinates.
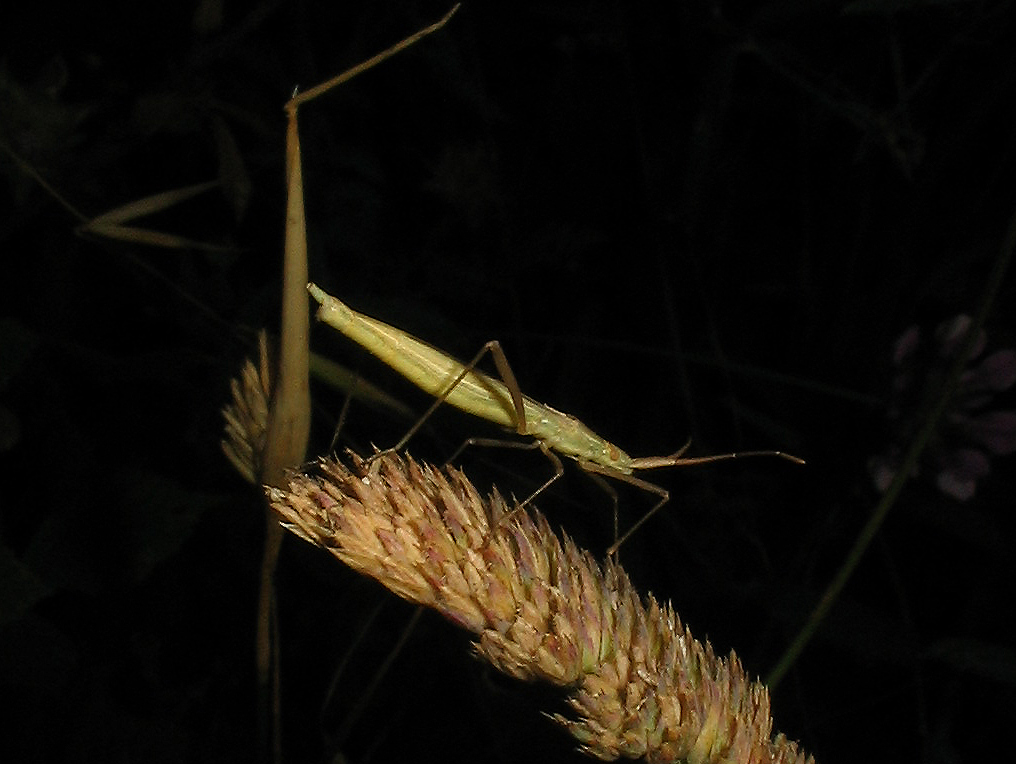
[2, 1, 1015, 762]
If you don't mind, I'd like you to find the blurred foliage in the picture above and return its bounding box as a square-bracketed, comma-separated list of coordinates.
[1, 1, 1015, 763]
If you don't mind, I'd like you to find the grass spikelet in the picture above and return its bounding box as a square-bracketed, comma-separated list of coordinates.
[269, 452, 815, 763]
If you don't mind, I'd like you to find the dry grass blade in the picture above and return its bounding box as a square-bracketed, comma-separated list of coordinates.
[80, 179, 219, 225]
[269, 452, 816, 763]
[76, 179, 234, 251]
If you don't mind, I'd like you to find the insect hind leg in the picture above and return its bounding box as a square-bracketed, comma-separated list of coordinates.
[578, 461, 671, 557]
[448, 437, 564, 511]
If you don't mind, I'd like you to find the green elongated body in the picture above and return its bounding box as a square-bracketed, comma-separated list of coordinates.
[307, 283, 635, 473]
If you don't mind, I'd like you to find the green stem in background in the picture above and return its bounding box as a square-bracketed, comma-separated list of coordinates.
[767, 200, 1016, 689]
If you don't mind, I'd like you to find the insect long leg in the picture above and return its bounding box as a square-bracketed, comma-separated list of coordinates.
[448, 437, 565, 507]
[460, 440, 565, 532]
[630, 447, 805, 470]
[328, 374, 361, 455]
[590, 448, 804, 555]
[583, 471, 620, 558]
[577, 461, 672, 557]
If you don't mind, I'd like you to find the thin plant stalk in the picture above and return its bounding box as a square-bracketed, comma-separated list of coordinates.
[767, 198, 1016, 688]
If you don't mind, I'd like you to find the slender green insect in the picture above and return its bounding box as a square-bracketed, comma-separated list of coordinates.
[308, 282, 803, 553]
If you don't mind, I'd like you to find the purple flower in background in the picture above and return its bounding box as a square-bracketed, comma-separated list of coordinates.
[869, 314, 1016, 501]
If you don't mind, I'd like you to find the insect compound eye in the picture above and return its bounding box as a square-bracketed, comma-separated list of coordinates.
[607, 444, 621, 464]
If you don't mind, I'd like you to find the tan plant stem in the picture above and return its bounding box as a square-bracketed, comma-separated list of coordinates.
[250, 84, 313, 764]
[256, 103, 312, 759]
[236, 10, 462, 760]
